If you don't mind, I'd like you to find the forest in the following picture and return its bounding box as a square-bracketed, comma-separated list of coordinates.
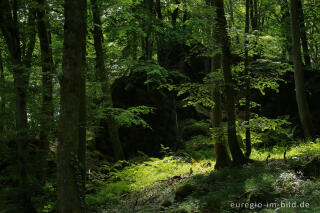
[0, 0, 320, 212]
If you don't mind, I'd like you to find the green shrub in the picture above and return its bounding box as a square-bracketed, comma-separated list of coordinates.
[86, 181, 129, 207]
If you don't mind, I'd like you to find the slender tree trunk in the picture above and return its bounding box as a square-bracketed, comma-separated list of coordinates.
[0, 1, 36, 211]
[57, 0, 87, 212]
[91, 0, 125, 160]
[79, 62, 86, 193]
[290, 0, 314, 137]
[156, 0, 162, 19]
[0, 48, 4, 133]
[142, 0, 154, 60]
[253, 0, 258, 30]
[172, 1, 180, 27]
[297, 0, 311, 67]
[281, 0, 293, 63]
[229, 0, 234, 26]
[206, 0, 232, 169]
[244, 0, 251, 158]
[213, 0, 247, 165]
[211, 55, 232, 169]
[36, 0, 54, 183]
[23, 11, 36, 74]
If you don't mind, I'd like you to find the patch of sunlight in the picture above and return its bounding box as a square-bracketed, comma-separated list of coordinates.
[250, 140, 320, 161]
[111, 156, 214, 190]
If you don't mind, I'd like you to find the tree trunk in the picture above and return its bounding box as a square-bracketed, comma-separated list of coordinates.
[142, 0, 154, 60]
[244, 0, 251, 158]
[0, 48, 4, 133]
[213, 0, 247, 165]
[91, 0, 125, 160]
[289, 0, 314, 137]
[280, 0, 293, 63]
[206, 0, 232, 168]
[211, 55, 232, 169]
[57, 0, 87, 212]
[229, 0, 234, 26]
[0, 0, 36, 211]
[36, 0, 54, 183]
[297, 0, 311, 67]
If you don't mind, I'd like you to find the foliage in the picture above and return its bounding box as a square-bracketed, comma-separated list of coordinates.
[110, 106, 154, 129]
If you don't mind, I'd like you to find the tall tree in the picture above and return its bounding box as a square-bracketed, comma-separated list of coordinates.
[297, 0, 311, 67]
[211, 55, 232, 169]
[142, 0, 154, 60]
[280, 0, 293, 62]
[0, 0, 36, 211]
[244, 0, 252, 158]
[206, 0, 232, 169]
[213, 0, 248, 165]
[289, 0, 314, 137]
[0, 47, 4, 133]
[36, 0, 54, 182]
[250, 0, 258, 30]
[57, 0, 87, 212]
[91, 0, 125, 160]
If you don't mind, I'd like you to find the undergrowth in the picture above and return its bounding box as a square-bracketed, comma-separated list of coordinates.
[86, 135, 320, 213]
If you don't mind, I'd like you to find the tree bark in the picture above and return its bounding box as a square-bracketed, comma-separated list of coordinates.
[36, 0, 54, 183]
[91, 0, 125, 160]
[289, 0, 314, 137]
[57, 0, 87, 212]
[213, 0, 247, 165]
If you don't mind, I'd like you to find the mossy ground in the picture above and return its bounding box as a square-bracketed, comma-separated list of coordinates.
[86, 136, 320, 213]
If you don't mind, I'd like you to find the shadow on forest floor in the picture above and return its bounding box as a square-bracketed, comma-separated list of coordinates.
[86, 139, 320, 213]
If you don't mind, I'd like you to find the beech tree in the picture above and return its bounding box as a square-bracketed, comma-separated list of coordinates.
[290, 0, 314, 137]
[244, 0, 251, 158]
[57, 0, 87, 212]
[0, 0, 36, 211]
[213, 0, 248, 165]
[91, 0, 125, 160]
[36, 0, 54, 182]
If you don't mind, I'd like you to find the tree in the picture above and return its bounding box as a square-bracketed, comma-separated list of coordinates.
[57, 0, 87, 212]
[0, 0, 36, 211]
[0, 46, 4, 133]
[297, 0, 311, 67]
[206, 0, 232, 169]
[36, 0, 54, 182]
[213, 0, 248, 165]
[91, 0, 125, 160]
[289, 0, 314, 137]
[142, 0, 154, 60]
[280, 0, 293, 62]
[244, 0, 252, 158]
[211, 55, 232, 169]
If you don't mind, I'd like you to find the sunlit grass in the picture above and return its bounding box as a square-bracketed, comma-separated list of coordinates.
[112, 156, 214, 190]
[87, 136, 320, 212]
[251, 140, 320, 161]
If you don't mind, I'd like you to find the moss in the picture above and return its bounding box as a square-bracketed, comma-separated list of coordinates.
[175, 184, 196, 202]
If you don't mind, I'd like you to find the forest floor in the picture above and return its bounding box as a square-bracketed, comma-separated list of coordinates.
[85, 136, 320, 213]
